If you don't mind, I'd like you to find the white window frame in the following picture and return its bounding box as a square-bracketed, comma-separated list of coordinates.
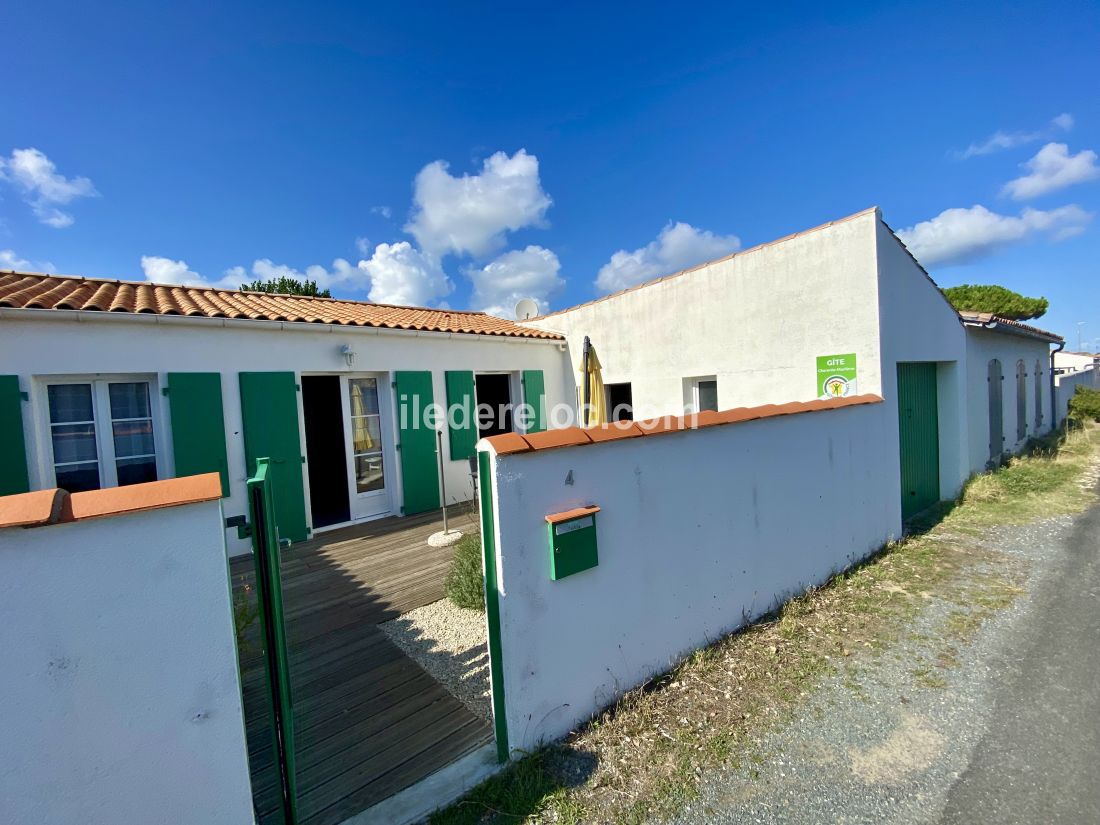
[689, 375, 719, 413]
[36, 374, 166, 491]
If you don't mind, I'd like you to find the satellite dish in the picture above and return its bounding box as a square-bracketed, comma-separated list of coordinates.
[514, 298, 539, 320]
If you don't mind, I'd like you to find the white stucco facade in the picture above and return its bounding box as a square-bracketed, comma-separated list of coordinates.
[0, 311, 568, 554]
[524, 207, 886, 414]
[1054, 351, 1099, 374]
[963, 325, 1059, 473]
[0, 499, 255, 825]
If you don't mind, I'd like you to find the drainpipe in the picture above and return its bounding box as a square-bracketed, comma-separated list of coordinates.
[1050, 340, 1065, 429]
[582, 335, 591, 427]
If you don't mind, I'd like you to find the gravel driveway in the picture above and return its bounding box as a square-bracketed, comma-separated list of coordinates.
[670, 493, 1100, 825]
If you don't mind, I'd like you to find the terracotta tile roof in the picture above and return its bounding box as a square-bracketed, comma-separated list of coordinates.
[0, 473, 222, 529]
[0, 270, 563, 340]
[957, 311, 1063, 344]
[482, 394, 883, 455]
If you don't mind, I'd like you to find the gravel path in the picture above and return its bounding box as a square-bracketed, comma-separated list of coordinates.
[379, 598, 491, 722]
[670, 499, 1100, 825]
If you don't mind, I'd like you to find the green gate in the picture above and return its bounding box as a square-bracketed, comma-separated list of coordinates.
[246, 458, 298, 824]
[239, 372, 308, 543]
[394, 371, 441, 515]
[897, 363, 940, 520]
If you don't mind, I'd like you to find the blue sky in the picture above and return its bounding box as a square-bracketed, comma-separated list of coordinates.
[1, 1, 1098, 345]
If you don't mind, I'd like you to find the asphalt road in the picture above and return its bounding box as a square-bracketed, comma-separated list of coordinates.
[672, 489, 1100, 825]
[940, 498, 1100, 824]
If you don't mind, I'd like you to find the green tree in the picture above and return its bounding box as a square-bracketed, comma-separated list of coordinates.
[942, 284, 1048, 321]
[241, 276, 332, 298]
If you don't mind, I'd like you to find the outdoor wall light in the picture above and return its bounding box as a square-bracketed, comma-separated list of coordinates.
[341, 344, 355, 367]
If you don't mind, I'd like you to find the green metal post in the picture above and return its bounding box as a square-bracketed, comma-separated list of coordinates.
[247, 458, 299, 824]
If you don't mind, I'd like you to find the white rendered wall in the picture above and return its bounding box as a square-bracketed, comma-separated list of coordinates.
[873, 221, 969, 503]
[484, 402, 897, 753]
[0, 314, 568, 554]
[964, 329, 1055, 473]
[523, 210, 884, 416]
[1055, 367, 1099, 424]
[1054, 351, 1098, 373]
[0, 500, 254, 825]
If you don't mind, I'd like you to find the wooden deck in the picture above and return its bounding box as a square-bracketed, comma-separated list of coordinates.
[231, 508, 491, 825]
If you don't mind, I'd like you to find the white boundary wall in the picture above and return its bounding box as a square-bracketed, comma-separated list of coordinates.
[0, 500, 255, 825]
[1055, 367, 1099, 424]
[484, 401, 897, 753]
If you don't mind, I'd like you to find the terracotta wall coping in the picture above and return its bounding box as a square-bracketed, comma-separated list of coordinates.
[545, 505, 601, 525]
[0, 473, 223, 530]
[482, 394, 883, 456]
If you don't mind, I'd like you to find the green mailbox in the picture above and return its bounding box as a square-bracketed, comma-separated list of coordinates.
[546, 505, 600, 580]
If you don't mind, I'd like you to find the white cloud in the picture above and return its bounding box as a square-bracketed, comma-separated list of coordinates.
[467, 245, 564, 318]
[956, 113, 1074, 159]
[1001, 142, 1100, 200]
[355, 236, 372, 256]
[595, 221, 741, 293]
[405, 149, 552, 257]
[0, 249, 31, 269]
[371, 205, 392, 219]
[140, 255, 236, 288]
[896, 204, 1092, 266]
[358, 241, 452, 306]
[1052, 113, 1074, 131]
[0, 148, 98, 227]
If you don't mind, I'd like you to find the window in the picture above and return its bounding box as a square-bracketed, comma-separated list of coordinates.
[348, 378, 385, 494]
[605, 382, 633, 422]
[46, 379, 159, 492]
[693, 378, 719, 413]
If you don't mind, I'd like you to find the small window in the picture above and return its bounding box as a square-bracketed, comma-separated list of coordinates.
[605, 382, 633, 421]
[694, 378, 718, 413]
[46, 378, 159, 492]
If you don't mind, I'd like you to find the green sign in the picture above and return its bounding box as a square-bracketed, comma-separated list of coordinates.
[817, 353, 858, 399]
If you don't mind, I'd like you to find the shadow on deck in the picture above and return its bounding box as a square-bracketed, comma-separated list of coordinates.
[231, 507, 491, 825]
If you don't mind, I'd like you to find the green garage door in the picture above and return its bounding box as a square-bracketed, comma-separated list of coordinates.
[897, 363, 940, 521]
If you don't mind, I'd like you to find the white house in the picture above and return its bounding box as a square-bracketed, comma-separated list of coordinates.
[522, 206, 1064, 523]
[0, 272, 569, 554]
[959, 312, 1064, 471]
[1054, 350, 1098, 374]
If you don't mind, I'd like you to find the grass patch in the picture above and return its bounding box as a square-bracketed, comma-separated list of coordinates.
[434, 424, 1099, 824]
[445, 532, 486, 612]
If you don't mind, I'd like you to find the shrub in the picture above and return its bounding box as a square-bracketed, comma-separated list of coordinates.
[445, 532, 486, 611]
[1068, 385, 1100, 423]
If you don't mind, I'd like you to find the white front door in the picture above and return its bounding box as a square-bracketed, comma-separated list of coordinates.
[342, 375, 393, 521]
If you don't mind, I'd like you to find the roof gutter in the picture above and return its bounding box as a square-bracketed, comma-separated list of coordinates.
[1050, 339, 1066, 429]
[0, 306, 564, 346]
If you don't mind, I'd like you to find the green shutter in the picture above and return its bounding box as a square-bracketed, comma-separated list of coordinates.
[0, 375, 30, 495]
[445, 370, 477, 461]
[395, 371, 440, 515]
[166, 373, 230, 497]
[522, 370, 546, 433]
[897, 363, 940, 520]
[239, 372, 308, 542]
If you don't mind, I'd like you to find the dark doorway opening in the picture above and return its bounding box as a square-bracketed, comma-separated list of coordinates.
[606, 382, 633, 421]
[302, 375, 351, 528]
[476, 373, 513, 439]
